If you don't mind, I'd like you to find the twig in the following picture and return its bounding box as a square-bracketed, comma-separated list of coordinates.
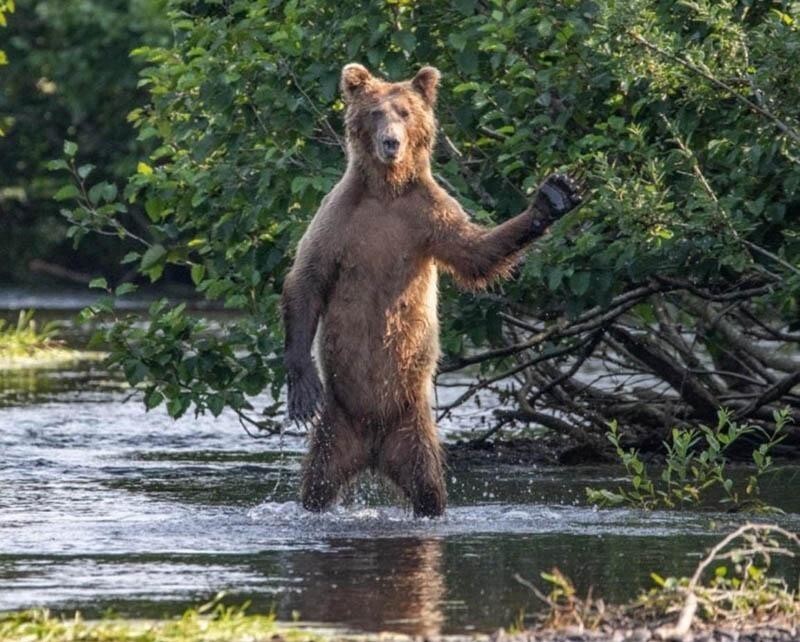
[655, 275, 775, 300]
[436, 338, 586, 421]
[441, 285, 660, 374]
[742, 240, 800, 279]
[738, 308, 800, 343]
[235, 407, 304, 439]
[440, 133, 497, 209]
[525, 330, 604, 407]
[513, 572, 553, 607]
[609, 325, 719, 420]
[282, 62, 346, 153]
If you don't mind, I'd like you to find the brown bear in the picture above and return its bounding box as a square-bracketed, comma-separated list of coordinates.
[281, 63, 582, 517]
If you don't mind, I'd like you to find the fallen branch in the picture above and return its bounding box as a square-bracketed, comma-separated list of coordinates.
[656, 523, 800, 640]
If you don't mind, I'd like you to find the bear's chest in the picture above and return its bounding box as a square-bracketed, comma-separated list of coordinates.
[340, 202, 426, 271]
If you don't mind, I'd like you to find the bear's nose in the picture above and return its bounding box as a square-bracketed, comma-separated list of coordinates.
[382, 137, 400, 155]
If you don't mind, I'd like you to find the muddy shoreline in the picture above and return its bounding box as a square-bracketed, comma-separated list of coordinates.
[446, 434, 604, 468]
[323, 626, 798, 642]
[289, 618, 800, 642]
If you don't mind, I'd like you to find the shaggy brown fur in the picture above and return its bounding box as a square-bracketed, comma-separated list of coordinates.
[282, 64, 579, 517]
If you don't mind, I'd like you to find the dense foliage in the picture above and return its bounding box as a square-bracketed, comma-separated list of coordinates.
[0, 2, 12, 91]
[0, 0, 167, 283]
[52, 0, 800, 447]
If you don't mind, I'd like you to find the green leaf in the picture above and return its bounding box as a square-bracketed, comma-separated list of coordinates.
[54, 184, 80, 201]
[453, 0, 476, 14]
[455, 48, 478, 74]
[145, 389, 164, 410]
[115, 282, 137, 296]
[145, 198, 164, 221]
[46, 159, 69, 171]
[89, 277, 108, 290]
[77, 164, 95, 179]
[453, 81, 480, 94]
[393, 31, 416, 52]
[102, 183, 118, 202]
[88, 182, 105, 205]
[63, 140, 78, 157]
[140, 243, 167, 270]
[569, 272, 591, 296]
[547, 268, 563, 291]
[167, 395, 190, 419]
[207, 394, 225, 417]
[191, 264, 206, 285]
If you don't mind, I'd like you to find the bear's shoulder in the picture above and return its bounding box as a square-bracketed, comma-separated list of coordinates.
[417, 179, 465, 223]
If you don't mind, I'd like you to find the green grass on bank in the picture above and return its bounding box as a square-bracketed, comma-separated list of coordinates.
[0, 602, 320, 642]
[0, 310, 103, 370]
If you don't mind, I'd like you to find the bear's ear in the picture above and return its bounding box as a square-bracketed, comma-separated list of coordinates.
[411, 66, 440, 106]
[341, 63, 373, 102]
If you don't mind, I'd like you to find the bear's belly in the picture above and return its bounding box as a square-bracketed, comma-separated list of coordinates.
[317, 262, 439, 420]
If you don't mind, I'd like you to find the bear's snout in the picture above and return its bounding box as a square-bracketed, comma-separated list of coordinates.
[374, 120, 406, 164]
[381, 136, 400, 157]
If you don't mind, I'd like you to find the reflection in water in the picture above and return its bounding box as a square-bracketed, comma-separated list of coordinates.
[0, 363, 121, 406]
[276, 537, 444, 635]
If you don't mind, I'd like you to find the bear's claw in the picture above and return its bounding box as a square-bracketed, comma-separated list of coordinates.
[287, 366, 323, 423]
[532, 172, 585, 225]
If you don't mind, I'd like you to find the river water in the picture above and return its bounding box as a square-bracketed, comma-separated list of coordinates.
[1, 305, 799, 635]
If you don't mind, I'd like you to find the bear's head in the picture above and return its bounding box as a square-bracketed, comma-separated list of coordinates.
[340, 63, 439, 185]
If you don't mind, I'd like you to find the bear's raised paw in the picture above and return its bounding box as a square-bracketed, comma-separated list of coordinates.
[532, 172, 585, 226]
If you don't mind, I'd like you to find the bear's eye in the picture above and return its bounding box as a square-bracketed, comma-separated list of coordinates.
[397, 107, 410, 119]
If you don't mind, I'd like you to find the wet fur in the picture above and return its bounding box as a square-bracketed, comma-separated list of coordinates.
[282, 64, 553, 517]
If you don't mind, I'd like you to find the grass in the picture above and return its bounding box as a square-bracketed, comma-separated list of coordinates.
[0, 599, 318, 642]
[517, 523, 800, 638]
[0, 310, 102, 369]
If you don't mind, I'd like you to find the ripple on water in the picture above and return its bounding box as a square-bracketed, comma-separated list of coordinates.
[245, 499, 749, 540]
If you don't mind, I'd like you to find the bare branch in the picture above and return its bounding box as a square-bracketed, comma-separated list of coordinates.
[733, 369, 800, 421]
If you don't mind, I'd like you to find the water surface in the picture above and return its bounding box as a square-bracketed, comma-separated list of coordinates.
[1, 355, 799, 634]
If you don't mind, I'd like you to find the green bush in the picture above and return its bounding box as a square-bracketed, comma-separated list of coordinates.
[52, 0, 800, 440]
[0, 0, 167, 282]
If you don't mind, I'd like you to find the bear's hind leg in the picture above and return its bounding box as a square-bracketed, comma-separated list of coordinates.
[301, 403, 367, 512]
[378, 412, 446, 518]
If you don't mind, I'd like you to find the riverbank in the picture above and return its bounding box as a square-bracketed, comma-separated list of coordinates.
[3, 607, 797, 642]
[0, 309, 106, 371]
[0, 348, 105, 371]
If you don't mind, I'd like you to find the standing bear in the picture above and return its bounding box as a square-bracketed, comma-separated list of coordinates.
[282, 64, 582, 517]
